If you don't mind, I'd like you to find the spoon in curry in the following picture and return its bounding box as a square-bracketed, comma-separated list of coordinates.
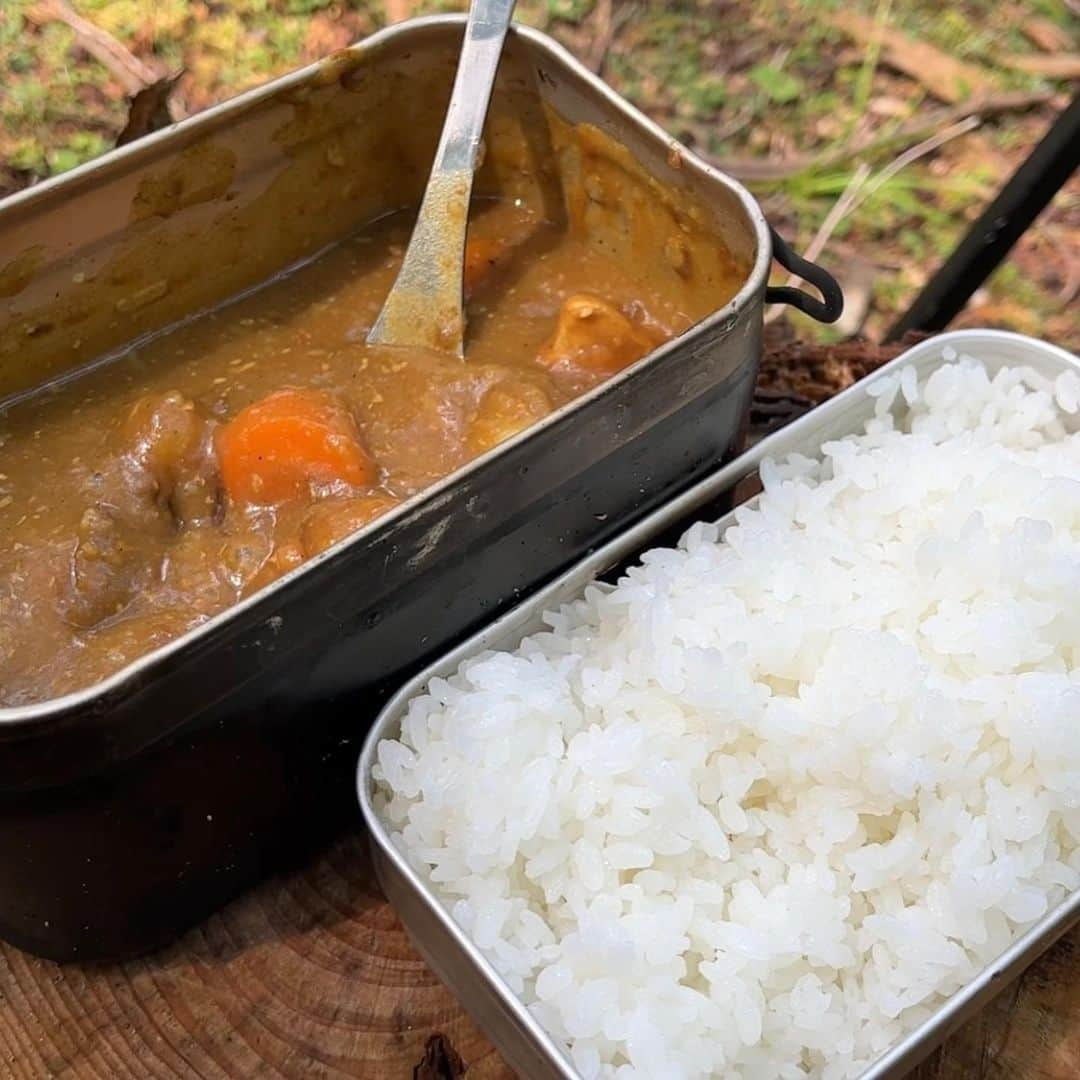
[366, 0, 518, 358]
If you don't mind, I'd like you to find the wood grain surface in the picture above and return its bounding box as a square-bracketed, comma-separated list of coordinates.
[1, 335, 1077, 1079]
[0, 827, 1077, 1079]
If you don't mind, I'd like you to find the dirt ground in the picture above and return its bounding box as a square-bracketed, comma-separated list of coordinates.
[1, 0, 1077, 346]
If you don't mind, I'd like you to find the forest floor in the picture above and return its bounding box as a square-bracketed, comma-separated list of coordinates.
[2, 0, 1077, 344]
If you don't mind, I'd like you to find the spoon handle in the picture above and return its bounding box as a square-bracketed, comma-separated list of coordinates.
[367, 0, 518, 357]
[436, 0, 517, 173]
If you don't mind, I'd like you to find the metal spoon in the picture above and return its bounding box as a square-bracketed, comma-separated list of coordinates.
[367, 0, 518, 358]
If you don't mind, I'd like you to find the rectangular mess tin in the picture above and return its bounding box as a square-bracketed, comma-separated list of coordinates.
[0, 14, 835, 961]
[359, 330, 1080, 1079]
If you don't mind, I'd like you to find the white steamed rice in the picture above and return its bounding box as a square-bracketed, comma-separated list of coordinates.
[374, 351, 1080, 1079]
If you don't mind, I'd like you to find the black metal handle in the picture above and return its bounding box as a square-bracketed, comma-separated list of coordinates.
[764, 227, 844, 323]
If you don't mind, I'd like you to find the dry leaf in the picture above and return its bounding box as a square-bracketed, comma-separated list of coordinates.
[947, 132, 1012, 189]
[585, 0, 615, 74]
[1022, 18, 1074, 54]
[831, 12, 997, 103]
[116, 73, 183, 147]
[1001, 53, 1080, 79]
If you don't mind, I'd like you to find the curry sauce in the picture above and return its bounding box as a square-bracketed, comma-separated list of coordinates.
[0, 190, 746, 706]
[0, 39, 753, 708]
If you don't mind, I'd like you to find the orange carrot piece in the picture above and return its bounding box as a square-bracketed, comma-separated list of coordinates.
[463, 235, 507, 299]
[217, 388, 374, 507]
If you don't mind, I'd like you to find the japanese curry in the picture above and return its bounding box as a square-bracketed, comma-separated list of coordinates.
[0, 70, 747, 706]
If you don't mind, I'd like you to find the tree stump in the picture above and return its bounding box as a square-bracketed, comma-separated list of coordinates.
[0, 827, 1077, 1078]
[1, 334, 1076, 1079]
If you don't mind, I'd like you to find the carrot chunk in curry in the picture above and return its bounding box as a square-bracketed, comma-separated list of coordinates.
[217, 388, 374, 506]
[462, 235, 509, 299]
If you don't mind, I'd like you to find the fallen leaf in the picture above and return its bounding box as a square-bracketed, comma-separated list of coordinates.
[1022, 18, 1074, 54]
[116, 72, 183, 147]
[943, 133, 1010, 195]
[831, 12, 997, 103]
[1001, 53, 1080, 80]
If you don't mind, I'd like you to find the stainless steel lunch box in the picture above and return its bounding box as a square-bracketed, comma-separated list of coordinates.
[0, 16, 838, 961]
[359, 330, 1080, 1079]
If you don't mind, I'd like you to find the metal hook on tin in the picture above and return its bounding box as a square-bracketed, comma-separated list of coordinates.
[764, 227, 845, 324]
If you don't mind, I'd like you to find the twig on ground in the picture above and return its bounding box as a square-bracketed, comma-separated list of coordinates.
[844, 115, 981, 218]
[713, 108, 756, 143]
[1001, 54, 1080, 80]
[711, 90, 1054, 182]
[30, 0, 156, 96]
[585, 0, 615, 74]
[1022, 18, 1074, 54]
[764, 115, 979, 327]
[830, 11, 996, 103]
[795, 165, 872, 269]
[678, 109, 755, 156]
[45, 112, 120, 133]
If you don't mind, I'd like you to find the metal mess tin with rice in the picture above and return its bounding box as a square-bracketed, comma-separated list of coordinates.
[359, 330, 1080, 1079]
[0, 16, 839, 962]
